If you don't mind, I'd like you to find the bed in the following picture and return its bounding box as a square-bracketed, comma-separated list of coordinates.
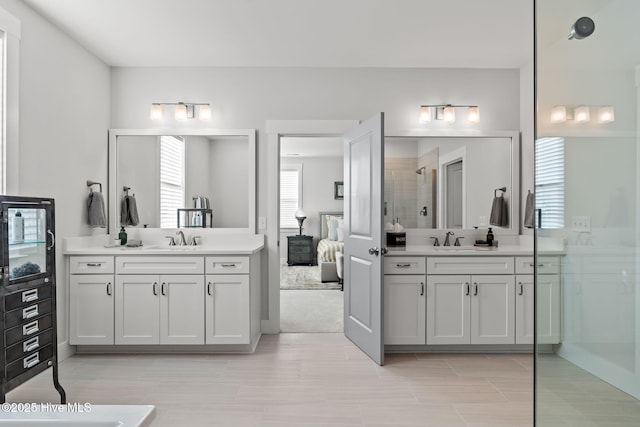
[317, 211, 344, 282]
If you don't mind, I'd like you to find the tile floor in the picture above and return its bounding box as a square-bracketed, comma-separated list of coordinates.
[7, 334, 639, 426]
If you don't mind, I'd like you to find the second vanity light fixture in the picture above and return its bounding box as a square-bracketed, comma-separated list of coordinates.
[419, 104, 480, 124]
[150, 102, 212, 121]
[550, 105, 615, 124]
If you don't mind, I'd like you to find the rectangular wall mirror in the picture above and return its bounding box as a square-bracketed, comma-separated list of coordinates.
[108, 129, 256, 234]
[384, 131, 520, 235]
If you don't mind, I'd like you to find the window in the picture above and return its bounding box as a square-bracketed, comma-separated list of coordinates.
[535, 137, 565, 229]
[280, 165, 302, 229]
[159, 136, 185, 228]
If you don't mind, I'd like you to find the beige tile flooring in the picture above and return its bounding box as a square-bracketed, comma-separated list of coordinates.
[6, 333, 534, 426]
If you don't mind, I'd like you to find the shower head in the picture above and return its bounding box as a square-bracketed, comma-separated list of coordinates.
[416, 167, 426, 175]
[568, 17, 595, 40]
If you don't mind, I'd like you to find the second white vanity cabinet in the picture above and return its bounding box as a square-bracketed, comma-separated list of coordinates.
[69, 256, 115, 345]
[114, 256, 205, 345]
[383, 257, 426, 345]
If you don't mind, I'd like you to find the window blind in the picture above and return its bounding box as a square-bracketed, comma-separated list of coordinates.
[280, 167, 301, 228]
[535, 137, 564, 229]
[160, 136, 185, 228]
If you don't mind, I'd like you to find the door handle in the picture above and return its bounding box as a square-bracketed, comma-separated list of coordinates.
[380, 247, 388, 255]
[519, 282, 524, 296]
[420, 282, 424, 296]
[368, 247, 380, 256]
[106, 282, 112, 296]
[474, 282, 478, 296]
[161, 282, 167, 296]
[465, 282, 470, 296]
[207, 282, 213, 296]
[153, 282, 158, 296]
[47, 230, 55, 250]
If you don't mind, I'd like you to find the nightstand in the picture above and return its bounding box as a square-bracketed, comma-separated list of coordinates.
[287, 235, 314, 266]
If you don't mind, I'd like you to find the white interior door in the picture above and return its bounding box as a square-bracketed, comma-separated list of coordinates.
[343, 113, 384, 365]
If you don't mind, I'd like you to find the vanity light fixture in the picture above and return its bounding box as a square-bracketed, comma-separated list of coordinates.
[550, 104, 615, 124]
[418, 104, 480, 124]
[149, 102, 212, 121]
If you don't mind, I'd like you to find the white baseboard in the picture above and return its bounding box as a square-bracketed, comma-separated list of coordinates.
[57, 341, 76, 362]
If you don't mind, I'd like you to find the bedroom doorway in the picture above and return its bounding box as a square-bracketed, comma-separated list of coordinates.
[279, 136, 345, 333]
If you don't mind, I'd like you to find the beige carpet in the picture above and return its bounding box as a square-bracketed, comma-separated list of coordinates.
[280, 290, 344, 333]
[280, 264, 341, 290]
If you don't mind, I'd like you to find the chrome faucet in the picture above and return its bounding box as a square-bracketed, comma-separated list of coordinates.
[444, 231, 455, 246]
[175, 230, 187, 246]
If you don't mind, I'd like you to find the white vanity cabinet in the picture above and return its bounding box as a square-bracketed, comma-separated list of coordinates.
[69, 256, 115, 345]
[383, 257, 426, 345]
[426, 257, 515, 345]
[114, 256, 205, 345]
[205, 256, 251, 344]
[515, 256, 561, 344]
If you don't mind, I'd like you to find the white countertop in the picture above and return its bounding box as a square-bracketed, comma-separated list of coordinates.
[386, 244, 563, 256]
[63, 233, 265, 255]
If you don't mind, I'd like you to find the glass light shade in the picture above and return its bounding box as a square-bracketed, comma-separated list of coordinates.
[295, 209, 306, 219]
[175, 103, 188, 121]
[198, 104, 212, 121]
[150, 104, 163, 121]
[443, 105, 455, 123]
[419, 106, 431, 123]
[598, 106, 615, 123]
[550, 105, 567, 123]
[574, 105, 590, 122]
[467, 106, 480, 123]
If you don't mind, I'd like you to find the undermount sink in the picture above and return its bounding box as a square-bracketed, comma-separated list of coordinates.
[432, 246, 476, 251]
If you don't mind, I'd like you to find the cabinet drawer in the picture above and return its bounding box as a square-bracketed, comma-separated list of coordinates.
[6, 329, 53, 364]
[289, 244, 312, 254]
[5, 315, 53, 347]
[6, 345, 54, 381]
[4, 285, 52, 311]
[384, 257, 426, 275]
[5, 299, 52, 329]
[70, 256, 115, 274]
[205, 256, 250, 274]
[116, 256, 204, 274]
[427, 257, 514, 275]
[515, 256, 560, 274]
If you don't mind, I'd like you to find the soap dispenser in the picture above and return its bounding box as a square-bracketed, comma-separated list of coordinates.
[486, 227, 494, 246]
[118, 226, 128, 245]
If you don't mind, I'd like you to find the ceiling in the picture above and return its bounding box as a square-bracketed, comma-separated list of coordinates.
[23, 0, 533, 68]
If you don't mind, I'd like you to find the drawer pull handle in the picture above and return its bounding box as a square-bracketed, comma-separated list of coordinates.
[22, 289, 38, 303]
[519, 282, 524, 296]
[86, 263, 102, 267]
[420, 282, 424, 296]
[23, 305, 39, 320]
[396, 263, 411, 268]
[153, 282, 158, 296]
[23, 320, 39, 336]
[474, 283, 478, 296]
[466, 282, 470, 296]
[23, 337, 40, 353]
[23, 352, 40, 369]
[221, 263, 237, 268]
[106, 282, 112, 296]
[207, 282, 213, 296]
[161, 282, 167, 296]
[529, 263, 545, 268]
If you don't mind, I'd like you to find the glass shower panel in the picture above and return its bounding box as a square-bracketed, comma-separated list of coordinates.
[536, 1, 640, 425]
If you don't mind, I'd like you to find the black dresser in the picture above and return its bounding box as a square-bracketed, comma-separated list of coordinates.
[287, 235, 314, 266]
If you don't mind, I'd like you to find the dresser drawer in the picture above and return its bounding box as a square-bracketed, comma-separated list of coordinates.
[6, 329, 54, 364]
[427, 256, 514, 275]
[5, 315, 53, 347]
[515, 256, 560, 274]
[205, 256, 250, 274]
[289, 244, 312, 254]
[5, 299, 52, 329]
[116, 256, 204, 274]
[70, 256, 115, 274]
[384, 257, 426, 275]
[6, 345, 54, 381]
[4, 285, 52, 311]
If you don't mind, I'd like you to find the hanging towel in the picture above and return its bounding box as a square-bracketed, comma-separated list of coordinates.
[524, 191, 535, 229]
[87, 191, 107, 228]
[489, 195, 509, 227]
[120, 194, 140, 226]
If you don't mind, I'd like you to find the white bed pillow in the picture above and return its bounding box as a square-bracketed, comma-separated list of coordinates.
[326, 215, 343, 241]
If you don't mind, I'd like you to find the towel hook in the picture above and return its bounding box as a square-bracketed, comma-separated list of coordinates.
[87, 180, 102, 193]
[494, 186, 507, 197]
[123, 186, 131, 196]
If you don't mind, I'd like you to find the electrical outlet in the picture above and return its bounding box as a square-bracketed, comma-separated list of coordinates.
[571, 216, 591, 232]
[479, 216, 488, 226]
[258, 216, 266, 229]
